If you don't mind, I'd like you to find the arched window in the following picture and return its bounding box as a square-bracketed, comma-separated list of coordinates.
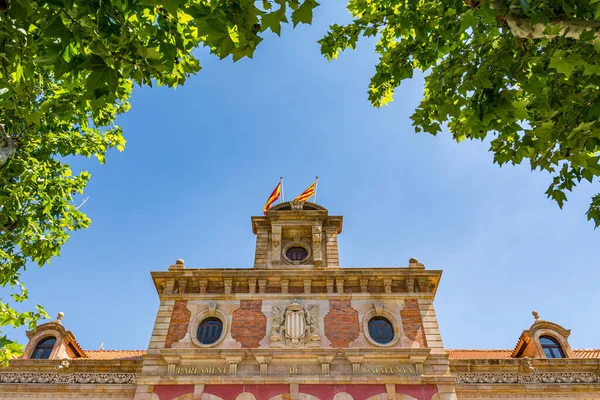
[31, 337, 56, 359]
[540, 336, 565, 358]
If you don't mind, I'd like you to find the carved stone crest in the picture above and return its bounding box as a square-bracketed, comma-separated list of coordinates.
[270, 302, 320, 348]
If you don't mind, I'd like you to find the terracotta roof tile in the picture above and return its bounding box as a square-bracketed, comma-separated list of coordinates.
[447, 350, 513, 359]
[84, 350, 146, 360]
[573, 349, 600, 358]
[447, 349, 600, 359]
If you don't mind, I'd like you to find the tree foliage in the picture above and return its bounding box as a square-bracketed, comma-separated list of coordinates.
[320, 0, 600, 226]
[0, 0, 317, 364]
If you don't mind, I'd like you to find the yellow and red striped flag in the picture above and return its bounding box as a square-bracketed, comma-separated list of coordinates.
[294, 180, 317, 202]
[263, 179, 282, 214]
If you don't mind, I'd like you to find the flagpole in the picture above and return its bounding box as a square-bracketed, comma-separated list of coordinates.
[313, 176, 319, 203]
[280, 177, 284, 203]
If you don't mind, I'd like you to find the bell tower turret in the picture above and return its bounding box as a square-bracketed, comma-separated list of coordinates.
[251, 201, 342, 269]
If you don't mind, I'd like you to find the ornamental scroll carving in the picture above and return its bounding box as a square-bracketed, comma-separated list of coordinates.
[0, 373, 136, 384]
[456, 372, 599, 384]
[312, 226, 322, 267]
[271, 226, 281, 267]
[271, 302, 320, 348]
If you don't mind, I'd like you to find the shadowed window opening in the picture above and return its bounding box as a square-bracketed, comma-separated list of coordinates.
[368, 317, 394, 344]
[197, 317, 223, 345]
[540, 336, 565, 358]
[286, 247, 308, 261]
[31, 337, 56, 359]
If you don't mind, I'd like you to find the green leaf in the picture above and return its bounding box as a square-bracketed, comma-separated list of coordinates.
[548, 51, 576, 78]
[262, 11, 283, 35]
[291, 0, 319, 27]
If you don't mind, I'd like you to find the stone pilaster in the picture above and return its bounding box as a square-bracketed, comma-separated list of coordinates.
[324, 229, 339, 268]
[147, 299, 175, 354]
[271, 225, 281, 267]
[253, 228, 269, 269]
[418, 298, 445, 354]
[312, 225, 323, 267]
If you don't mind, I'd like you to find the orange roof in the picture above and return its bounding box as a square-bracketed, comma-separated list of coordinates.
[573, 349, 600, 358]
[447, 350, 513, 359]
[447, 349, 600, 359]
[84, 350, 146, 360]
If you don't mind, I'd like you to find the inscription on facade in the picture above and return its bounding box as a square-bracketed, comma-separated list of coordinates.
[361, 365, 415, 375]
[176, 366, 228, 375]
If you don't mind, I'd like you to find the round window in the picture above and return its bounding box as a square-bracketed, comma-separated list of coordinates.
[368, 316, 394, 344]
[197, 317, 223, 345]
[286, 246, 308, 261]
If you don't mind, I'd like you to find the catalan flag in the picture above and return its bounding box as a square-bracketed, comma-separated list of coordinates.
[294, 179, 317, 202]
[263, 179, 282, 215]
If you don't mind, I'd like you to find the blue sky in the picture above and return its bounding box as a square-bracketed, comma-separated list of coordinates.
[6, 1, 599, 352]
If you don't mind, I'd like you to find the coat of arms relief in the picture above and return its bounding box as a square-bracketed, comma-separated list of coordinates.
[270, 302, 320, 348]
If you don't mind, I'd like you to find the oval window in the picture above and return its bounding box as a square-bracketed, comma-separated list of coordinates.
[286, 247, 308, 261]
[368, 317, 394, 344]
[197, 317, 223, 345]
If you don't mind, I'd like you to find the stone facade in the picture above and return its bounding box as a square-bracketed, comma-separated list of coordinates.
[1, 202, 599, 400]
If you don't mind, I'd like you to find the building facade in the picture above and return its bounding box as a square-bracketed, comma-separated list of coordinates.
[2, 202, 599, 400]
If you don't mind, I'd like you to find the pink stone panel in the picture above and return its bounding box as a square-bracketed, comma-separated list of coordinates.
[154, 385, 194, 400]
[300, 384, 386, 400]
[396, 384, 437, 400]
[203, 384, 289, 400]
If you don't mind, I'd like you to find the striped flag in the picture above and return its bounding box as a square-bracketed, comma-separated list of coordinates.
[294, 180, 317, 202]
[263, 180, 282, 214]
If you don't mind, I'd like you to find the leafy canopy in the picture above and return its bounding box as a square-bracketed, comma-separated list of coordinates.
[320, 0, 600, 226]
[0, 0, 318, 364]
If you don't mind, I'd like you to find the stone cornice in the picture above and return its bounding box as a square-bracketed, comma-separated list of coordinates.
[152, 268, 442, 298]
[0, 372, 136, 385]
[6, 359, 142, 373]
[450, 357, 600, 374]
[456, 372, 600, 385]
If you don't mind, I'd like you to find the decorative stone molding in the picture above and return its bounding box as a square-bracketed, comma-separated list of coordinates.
[360, 279, 369, 293]
[362, 302, 402, 348]
[336, 277, 344, 294]
[304, 278, 312, 294]
[189, 305, 228, 348]
[456, 372, 599, 384]
[326, 278, 334, 294]
[383, 278, 392, 294]
[0, 372, 136, 384]
[248, 278, 257, 294]
[258, 279, 267, 294]
[199, 279, 208, 294]
[223, 279, 232, 295]
[152, 269, 442, 297]
[271, 226, 282, 267]
[281, 279, 289, 294]
[312, 225, 322, 267]
[281, 240, 312, 266]
[270, 302, 320, 348]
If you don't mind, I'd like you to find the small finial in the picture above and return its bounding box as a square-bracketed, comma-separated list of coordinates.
[56, 312, 64, 323]
[99, 341, 104, 351]
[169, 259, 185, 270]
[532, 310, 539, 321]
[408, 257, 425, 269]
